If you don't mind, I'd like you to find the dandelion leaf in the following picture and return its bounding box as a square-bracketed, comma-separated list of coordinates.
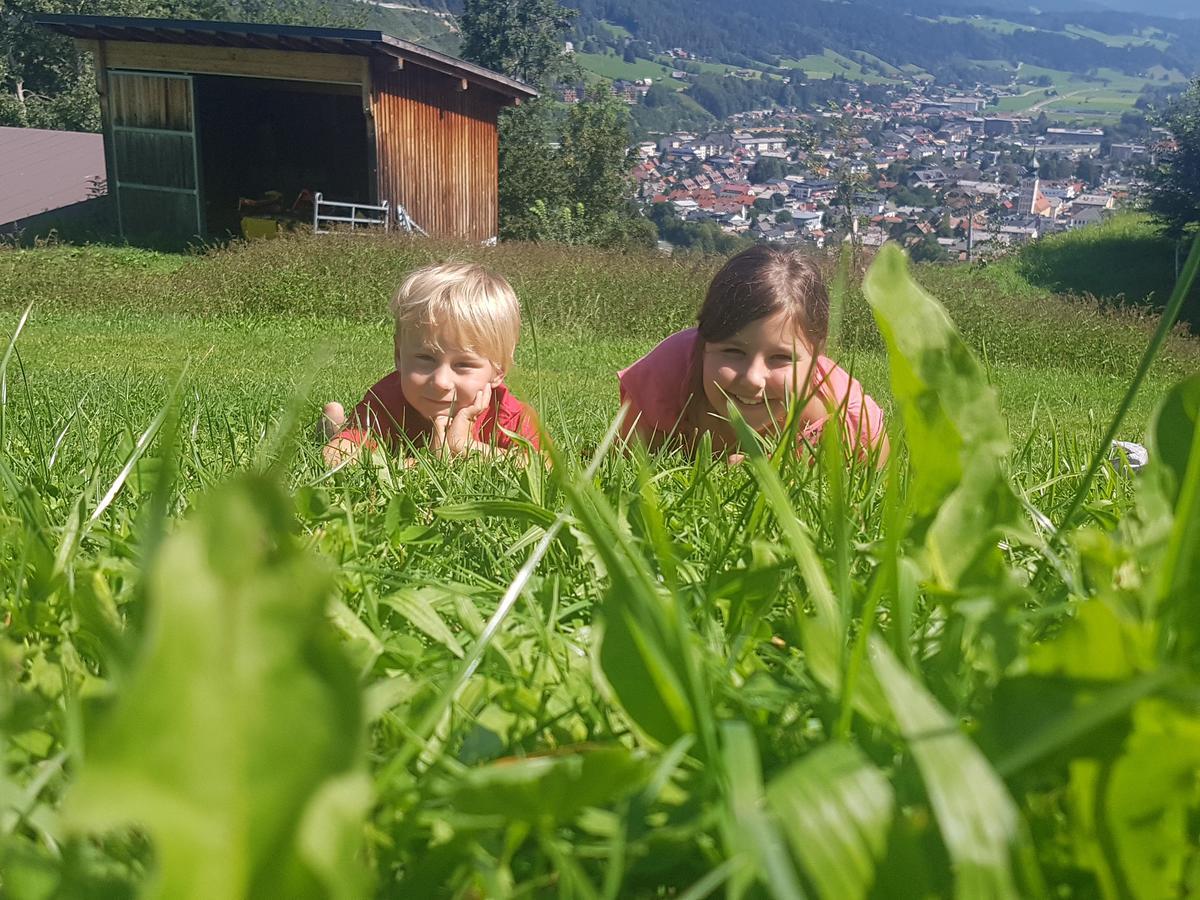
[862, 244, 1020, 590]
[65, 475, 369, 900]
[1149, 375, 1200, 654]
[442, 745, 651, 824]
[596, 594, 697, 747]
[767, 742, 894, 900]
[1149, 374, 1200, 508]
[1068, 699, 1200, 900]
[1104, 700, 1200, 900]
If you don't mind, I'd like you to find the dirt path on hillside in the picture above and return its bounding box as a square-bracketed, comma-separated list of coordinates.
[1029, 89, 1084, 112]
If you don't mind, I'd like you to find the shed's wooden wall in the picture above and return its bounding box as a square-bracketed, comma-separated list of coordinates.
[372, 66, 504, 242]
[96, 40, 368, 84]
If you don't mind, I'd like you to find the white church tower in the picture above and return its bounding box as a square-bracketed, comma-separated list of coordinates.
[1017, 152, 1040, 216]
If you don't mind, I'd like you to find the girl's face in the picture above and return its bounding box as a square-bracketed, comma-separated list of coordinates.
[701, 308, 818, 433]
[395, 324, 503, 423]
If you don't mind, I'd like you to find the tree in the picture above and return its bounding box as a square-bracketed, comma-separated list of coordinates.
[459, 0, 576, 91]
[1075, 156, 1103, 189]
[558, 82, 634, 221]
[748, 155, 787, 184]
[495, 100, 567, 240]
[1147, 77, 1200, 241]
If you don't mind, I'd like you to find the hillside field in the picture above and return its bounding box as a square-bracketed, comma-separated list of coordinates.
[1, 231, 1199, 897]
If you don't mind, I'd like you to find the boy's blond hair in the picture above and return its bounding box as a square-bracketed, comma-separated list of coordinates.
[390, 262, 521, 373]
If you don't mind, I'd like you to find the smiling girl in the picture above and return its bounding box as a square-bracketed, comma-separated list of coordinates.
[617, 245, 887, 464]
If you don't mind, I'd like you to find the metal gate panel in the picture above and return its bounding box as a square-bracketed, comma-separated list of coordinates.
[108, 70, 202, 246]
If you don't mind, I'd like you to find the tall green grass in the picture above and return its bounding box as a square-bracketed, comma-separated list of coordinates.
[1, 235, 1199, 898]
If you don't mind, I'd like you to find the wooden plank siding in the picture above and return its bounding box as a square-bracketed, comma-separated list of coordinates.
[101, 40, 367, 85]
[372, 66, 504, 242]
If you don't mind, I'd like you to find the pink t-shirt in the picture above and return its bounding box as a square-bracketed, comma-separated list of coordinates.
[617, 327, 884, 454]
[335, 371, 540, 451]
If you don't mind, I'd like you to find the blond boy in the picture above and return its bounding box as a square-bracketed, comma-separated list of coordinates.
[323, 263, 539, 467]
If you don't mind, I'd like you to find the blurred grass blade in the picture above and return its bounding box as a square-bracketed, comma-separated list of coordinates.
[435, 499, 557, 528]
[254, 345, 333, 475]
[767, 743, 894, 900]
[720, 721, 808, 900]
[0, 300, 33, 450]
[440, 746, 651, 824]
[729, 407, 891, 725]
[382, 588, 465, 659]
[88, 372, 186, 527]
[871, 637, 1020, 900]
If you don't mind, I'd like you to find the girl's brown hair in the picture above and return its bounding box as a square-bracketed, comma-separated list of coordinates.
[697, 245, 830, 353]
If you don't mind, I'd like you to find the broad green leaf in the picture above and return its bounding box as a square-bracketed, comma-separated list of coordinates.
[65, 475, 368, 900]
[435, 499, 557, 529]
[985, 671, 1172, 779]
[1148, 374, 1200, 506]
[441, 745, 651, 824]
[871, 638, 1019, 900]
[767, 743, 894, 900]
[1104, 699, 1200, 900]
[1027, 600, 1156, 680]
[555, 467, 705, 753]
[327, 599, 384, 677]
[1149, 375, 1200, 658]
[296, 773, 375, 900]
[862, 244, 1019, 589]
[382, 588, 466, 658]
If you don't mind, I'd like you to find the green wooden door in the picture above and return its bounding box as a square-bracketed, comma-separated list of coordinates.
[108, 71, 202, 247]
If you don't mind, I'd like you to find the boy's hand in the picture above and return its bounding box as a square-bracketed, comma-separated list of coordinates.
[323, 436, 360, 469]
[320, 401, 347, 441]
[431, 384, 492, 457]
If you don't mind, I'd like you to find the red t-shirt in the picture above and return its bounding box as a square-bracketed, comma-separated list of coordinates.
[335, 371, 540, 451]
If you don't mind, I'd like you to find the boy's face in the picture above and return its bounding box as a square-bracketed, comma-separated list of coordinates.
[395, 324, 504, 423]
[700, 308, 820, 433]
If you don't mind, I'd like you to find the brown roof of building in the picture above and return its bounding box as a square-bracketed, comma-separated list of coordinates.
[0, 126, 105, 227]
[36, 14, 537, 101]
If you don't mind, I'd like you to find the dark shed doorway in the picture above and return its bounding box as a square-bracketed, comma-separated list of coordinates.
[193, 74, 371, 238]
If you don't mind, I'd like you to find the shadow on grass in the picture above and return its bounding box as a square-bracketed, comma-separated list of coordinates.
[1016, 217, 1199, 329]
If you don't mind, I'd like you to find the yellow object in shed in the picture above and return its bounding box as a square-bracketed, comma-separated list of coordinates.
[241, 216, 281, 240]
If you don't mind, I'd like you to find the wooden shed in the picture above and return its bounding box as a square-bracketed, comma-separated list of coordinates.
[36, 14, 537, 246]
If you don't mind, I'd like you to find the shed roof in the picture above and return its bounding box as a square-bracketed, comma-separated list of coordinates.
[35, 13, 537, 101]
[0, 126, 105, 228]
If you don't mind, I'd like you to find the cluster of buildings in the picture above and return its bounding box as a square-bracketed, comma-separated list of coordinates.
[631, 81, 1163, 257]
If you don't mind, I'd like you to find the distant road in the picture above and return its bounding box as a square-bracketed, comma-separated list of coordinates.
[1029, 89, 1084, 112]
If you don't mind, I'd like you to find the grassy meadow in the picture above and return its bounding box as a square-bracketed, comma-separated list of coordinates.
[1, 231, 1199, 898]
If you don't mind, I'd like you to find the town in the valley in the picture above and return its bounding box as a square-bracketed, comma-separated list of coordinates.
[573, 68, 1161, 260]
